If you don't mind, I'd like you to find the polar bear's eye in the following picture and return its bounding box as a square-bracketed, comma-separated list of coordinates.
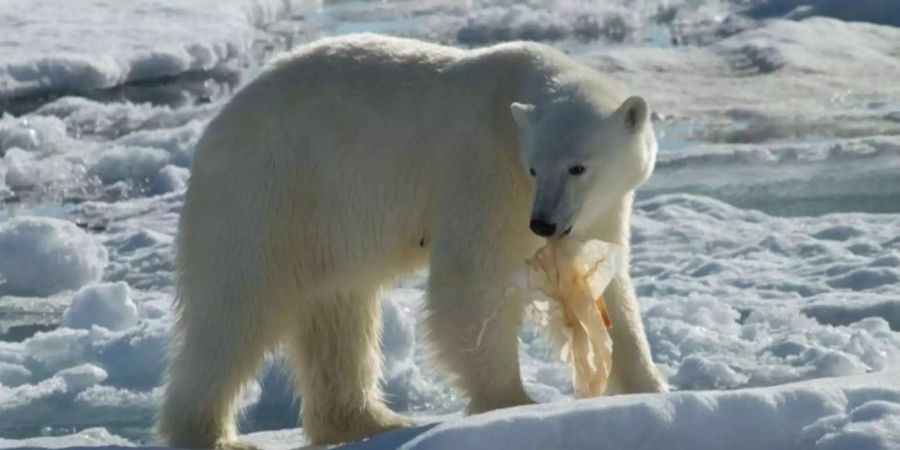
[529, 168, 537, 177]
[569, 165, 586, 176]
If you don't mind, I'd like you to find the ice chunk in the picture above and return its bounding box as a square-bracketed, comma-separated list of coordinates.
[0, 427, 131, 448]
[0, 362, 32, 387]
[23, 328, 94, 376]
[54, 364, 108, 392]
[0, 217, 108, 296]
[150, 164, 190, 194]
[90, 146, 170, 186]
[0, 115, 68, 154]
[61, 282, 139, 332]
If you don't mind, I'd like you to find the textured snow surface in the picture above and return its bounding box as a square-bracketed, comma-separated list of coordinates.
[0, 0, 321, 100]
[350, 371, 900, 450]
[0, 427, 131, 449]
[61, 283, 139, 332]
[0, 217, 108, 296]
[1, 0, 899, 448]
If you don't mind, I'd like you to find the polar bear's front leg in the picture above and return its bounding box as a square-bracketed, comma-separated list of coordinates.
[603, 270, 669, 394]
[584, 195, 668, 395]
[425, 242, 535, 414]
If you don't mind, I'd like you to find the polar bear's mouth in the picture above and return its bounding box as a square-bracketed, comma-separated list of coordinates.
[564, 226, 573, 236]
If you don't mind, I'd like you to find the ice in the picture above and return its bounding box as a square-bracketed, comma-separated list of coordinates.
[61, 283, 139, 332]
[0, 321, 169, 434]
[91, 148, 170, 188]
[670, 355, 749, 390]
[0, 0, 321, 101]
[803, 301, 900, 331]
[0, 96, 213, 202]
[457, 2, 640, 45]
[359, 371, 900, 450]
[381, 293, 417, 389]
[0, 217, 108, 296]
[244, 428, 306, 450]
[0, 114, 70, 154]
[800, 400, 900, 450]
[743, 0, 900, 27]
[0, 427, 131, 448]
[827, 269, 900, 291]
[0, 362, 31, 387]
[631, 194, 900, 387]
[148, 165, 189, 195]
[55, 364, 108, 392]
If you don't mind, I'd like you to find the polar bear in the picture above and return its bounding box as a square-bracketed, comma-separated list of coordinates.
[157, 33, 667, 448]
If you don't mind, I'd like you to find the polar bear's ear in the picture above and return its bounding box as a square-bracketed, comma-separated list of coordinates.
[510, 102, 537, 132]
[615, 96, 649, 133]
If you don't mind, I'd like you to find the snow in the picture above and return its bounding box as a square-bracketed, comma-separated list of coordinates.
[61, 283, 139, 332]
[377, 370, 900, 450]
[91, 148, 170, 188]
[0, 428, 131, 449]
[0, 0, 321, 101]
[0, 96, 214, 202]
[457, 2, 641, 45]
[56, 365, 109, 392]
[1, 0, 899, 448]
[0, 362, 31, 387]
[631, 194, 900, 383]
[0, 217, 108, 296]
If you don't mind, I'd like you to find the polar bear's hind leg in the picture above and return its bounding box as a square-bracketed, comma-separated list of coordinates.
[158, 286, 282, 449]
[285, 288, 414, 445]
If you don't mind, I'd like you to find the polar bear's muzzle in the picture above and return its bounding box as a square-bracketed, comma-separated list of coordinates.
[529, 218, 557, 237]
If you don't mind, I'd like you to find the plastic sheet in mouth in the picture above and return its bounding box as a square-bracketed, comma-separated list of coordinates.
[524, 238, 623, 398]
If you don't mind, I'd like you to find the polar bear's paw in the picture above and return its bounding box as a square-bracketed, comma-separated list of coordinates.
[306, 405, 416, 446]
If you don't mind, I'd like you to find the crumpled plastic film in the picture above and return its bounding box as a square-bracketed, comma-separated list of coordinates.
[524, 239, 623, 398]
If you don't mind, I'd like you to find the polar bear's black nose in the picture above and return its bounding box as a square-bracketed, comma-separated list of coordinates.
[530, 219, 557, 237]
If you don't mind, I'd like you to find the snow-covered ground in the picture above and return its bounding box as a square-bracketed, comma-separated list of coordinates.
[1, 0, 899, 449]
[0, 0, 321, 103]
[260, 370, 900, 450]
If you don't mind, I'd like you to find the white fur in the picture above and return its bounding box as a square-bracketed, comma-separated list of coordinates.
[157, 34, 667, 449]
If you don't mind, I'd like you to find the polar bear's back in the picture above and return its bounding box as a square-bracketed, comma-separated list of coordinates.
[195, 35, 476, 168]
[270, 33, 467, 75]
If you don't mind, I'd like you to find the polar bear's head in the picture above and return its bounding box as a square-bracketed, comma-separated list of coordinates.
[511, 96, 656, 238]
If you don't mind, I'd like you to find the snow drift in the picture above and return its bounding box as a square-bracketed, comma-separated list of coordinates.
[353, 370, 900, 450]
